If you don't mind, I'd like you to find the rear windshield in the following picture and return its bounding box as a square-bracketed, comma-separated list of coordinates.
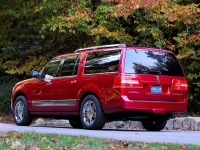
[124, 49, 184, 76]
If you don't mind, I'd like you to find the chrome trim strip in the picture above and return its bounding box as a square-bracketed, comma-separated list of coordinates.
[32, 99, 76, 106]
[53, 100, 76, 106]
[133, 100, 182, 103]
[32, 101, 53, 106]
[46, 75, 77, 79]
[84, 72, 118, 76]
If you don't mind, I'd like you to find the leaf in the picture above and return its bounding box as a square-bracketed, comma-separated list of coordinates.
[42, 137, 47, 141]
[61, 147, 70, 150]
[8, 131, 17, 137]
[123, 142, 129, 148]
[2, 140, 9, 145]
[16, 135, 26, 140]
[107, 144, 123, 150]
[161, 146, 168, 149]
[10, 141, 25, 149]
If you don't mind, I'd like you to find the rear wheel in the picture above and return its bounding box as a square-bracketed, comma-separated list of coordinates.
[69, 118, 83, 129]
[142, 120, 167, 131]
[80, 95, 106, 130]
[13, 96, 33, 126]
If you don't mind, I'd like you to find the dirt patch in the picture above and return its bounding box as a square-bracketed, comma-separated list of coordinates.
[0, 112, 14, 124]
[0, 112, 49, 125]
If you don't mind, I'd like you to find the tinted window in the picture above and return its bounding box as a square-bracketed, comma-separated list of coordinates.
[124, 49, 184, 76]
[84, 50, 121, 74]
[60, 54, 80, 76]
[41, 57, 63, 79]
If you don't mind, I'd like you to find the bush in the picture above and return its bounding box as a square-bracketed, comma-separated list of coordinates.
[187, 94, 200, 115]
[0, 80, 18, 112]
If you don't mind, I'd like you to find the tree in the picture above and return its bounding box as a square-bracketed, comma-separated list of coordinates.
[0, 0, 200, 112]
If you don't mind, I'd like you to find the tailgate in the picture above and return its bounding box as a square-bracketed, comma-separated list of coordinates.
[125, 74, 187, 102]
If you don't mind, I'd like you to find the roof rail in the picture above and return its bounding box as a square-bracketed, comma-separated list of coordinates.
[74, 44, 126, 52]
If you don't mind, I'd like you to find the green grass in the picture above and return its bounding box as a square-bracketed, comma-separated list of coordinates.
[0, 131, 199, 150]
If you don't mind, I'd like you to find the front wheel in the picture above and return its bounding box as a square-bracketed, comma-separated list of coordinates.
[80, 95, 106, 130]
[142, 120, 167, 131]
[13, 96, 33, 126]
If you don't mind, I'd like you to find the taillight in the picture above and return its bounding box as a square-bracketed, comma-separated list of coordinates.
[113, 76, 143, 88]
[172, 79, 188, 91]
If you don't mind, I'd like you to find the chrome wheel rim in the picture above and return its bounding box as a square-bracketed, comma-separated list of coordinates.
[14, 101, 25, 122]
[82, 100, 96, 125]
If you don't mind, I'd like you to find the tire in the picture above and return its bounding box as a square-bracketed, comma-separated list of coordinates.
[13, 96, 33, 126]
[69, 118, 83, 129]
[142, 120, 167, 131]
[80, 95, 106, 130]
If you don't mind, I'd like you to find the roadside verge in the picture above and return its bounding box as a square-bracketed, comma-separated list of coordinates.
[32, 117, 200, 131]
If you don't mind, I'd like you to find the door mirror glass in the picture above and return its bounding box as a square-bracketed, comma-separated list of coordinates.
[31, 70, 39, 77]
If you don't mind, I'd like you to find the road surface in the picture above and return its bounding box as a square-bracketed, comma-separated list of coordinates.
[0, 123, 199, 145]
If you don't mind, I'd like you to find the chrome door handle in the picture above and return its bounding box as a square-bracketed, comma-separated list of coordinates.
[46, 82, 51, 86]
[71, 80, 76, 85]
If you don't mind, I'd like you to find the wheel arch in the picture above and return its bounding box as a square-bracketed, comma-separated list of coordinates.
[11, 92, 27, 111]
[12, 92, 33, 126]
[77, 91, 105, 114]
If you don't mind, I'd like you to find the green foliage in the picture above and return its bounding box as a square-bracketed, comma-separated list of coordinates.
[0, 0, 74, 76]
[0, 0, 200, 113]
[0, 80, 19, 112]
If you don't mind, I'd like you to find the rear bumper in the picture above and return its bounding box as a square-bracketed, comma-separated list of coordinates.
[121, 95, 188, 113]
[105, 95, 188, 114]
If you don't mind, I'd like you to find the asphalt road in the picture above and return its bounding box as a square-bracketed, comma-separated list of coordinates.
[0, 123, 199, 145]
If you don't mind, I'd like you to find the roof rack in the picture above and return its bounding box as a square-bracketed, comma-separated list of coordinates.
[74, 44, 126, 52]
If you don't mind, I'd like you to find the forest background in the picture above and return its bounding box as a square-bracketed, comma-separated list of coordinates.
[0, 0, 199, 113]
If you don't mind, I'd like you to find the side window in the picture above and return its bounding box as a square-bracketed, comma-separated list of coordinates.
[84, 50, 121, 74]
[60, 54, 80, 77]
[41, 57, 63, 79]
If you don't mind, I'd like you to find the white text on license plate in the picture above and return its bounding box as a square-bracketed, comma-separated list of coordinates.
[151, 86, 162, 93]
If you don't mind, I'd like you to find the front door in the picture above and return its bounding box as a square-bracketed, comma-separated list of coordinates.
[29, 56, 63, 111]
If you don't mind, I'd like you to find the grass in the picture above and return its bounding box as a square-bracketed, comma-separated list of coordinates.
[0, 131, 200, 150]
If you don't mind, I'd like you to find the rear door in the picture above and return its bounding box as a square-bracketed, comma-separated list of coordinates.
[52, 54, 81, 111]
[123, 49, 187, 102]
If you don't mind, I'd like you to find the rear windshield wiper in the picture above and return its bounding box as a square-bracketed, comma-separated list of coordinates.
[142, 70, 162, 75]
[147, 70, 162, 75]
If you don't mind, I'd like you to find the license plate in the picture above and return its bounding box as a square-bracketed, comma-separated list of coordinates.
[151, 86, 162, 93]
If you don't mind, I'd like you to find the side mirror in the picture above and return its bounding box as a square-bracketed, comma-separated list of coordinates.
[31, 70, 39, 78]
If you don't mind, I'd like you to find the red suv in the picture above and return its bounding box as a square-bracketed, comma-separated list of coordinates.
[11, 44, 188, 131]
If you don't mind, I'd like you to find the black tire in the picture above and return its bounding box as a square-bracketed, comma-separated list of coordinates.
[80, 95, 106, 130]
[142, 120, 167, 131]
[13, 96, 33, 126]
[69, 118, 83, 129]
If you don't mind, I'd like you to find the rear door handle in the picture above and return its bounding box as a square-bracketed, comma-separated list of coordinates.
[71, 80, 76, 85]
[46, 82, 51, 86]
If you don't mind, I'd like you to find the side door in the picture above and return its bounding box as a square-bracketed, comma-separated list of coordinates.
[51, 54, 81, 112]
[29, 57, 64, 111]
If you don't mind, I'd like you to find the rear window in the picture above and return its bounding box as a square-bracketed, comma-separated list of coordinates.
[124, 49, 184, 76]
